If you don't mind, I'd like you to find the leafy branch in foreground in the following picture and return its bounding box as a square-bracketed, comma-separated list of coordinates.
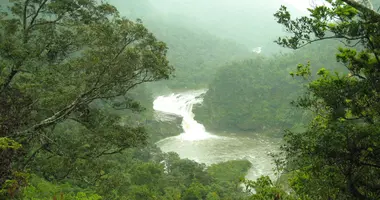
[0, 0, 173, 197]
[273, 0, 380, 199]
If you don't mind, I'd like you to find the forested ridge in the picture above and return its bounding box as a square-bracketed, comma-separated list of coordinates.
[1, 0, 380, 199]
[194, 41, 345, 134]
[109, 0, 251, 89]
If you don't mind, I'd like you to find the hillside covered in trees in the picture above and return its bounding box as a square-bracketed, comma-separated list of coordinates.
[195, 40, 346, 134]
[1, 0, 380, 200]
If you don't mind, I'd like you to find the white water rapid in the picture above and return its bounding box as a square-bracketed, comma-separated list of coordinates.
[153, 89, 217, 141]
[153, 89, 280, 180]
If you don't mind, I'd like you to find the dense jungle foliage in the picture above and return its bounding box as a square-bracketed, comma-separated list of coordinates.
[195, 41, 345, 133]
[1, 0, 380, 200]
[0, 0, 262, 199]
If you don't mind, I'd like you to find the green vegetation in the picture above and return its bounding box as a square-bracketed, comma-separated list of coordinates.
[207, 160, 252, 183]
[0, 1, 261, 199]
[195, 55, 304, 133]
[12, 146, 256, 199]
[1, 0, 380, 199]
[0, 0, 173, 198]
[196, 55, 303, 133]
[111, 0, 251, 89]
[196, 41, 344, 133]
[248, 0, 380, 199]
[145, 20, 249, 89]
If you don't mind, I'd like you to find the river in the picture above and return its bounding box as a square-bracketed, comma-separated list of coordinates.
[153, 89, 280, 180]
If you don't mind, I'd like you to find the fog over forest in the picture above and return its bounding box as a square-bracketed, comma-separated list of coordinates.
[1, 0, 379, 199]
[109, 0, 314, 54]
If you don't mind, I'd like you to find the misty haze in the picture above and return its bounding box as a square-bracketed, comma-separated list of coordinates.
[1, 0, 379, 199]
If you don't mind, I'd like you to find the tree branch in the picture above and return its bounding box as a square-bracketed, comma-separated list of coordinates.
[351, 72, 366, 80]
[16, 97, 81, 137]
[23, 0, 31, 31]
[365, 36, 380, 64]
[342, 0, 380, 21]
[0, 69, 18, 93]
[29, 0, 49, 27]
[279, 35, 365, 49]
[91, 35, 137, 89]
[94, 147, 126, 158]
[28, 15, 65, 31]
[22, 144, 47, 170]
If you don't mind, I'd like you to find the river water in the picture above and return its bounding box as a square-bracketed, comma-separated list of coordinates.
[153, 89, 280, 180]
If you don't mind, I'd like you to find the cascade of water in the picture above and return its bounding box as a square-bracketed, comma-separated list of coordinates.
[153, 89, 217, 141]
[153, 90, 280, 182]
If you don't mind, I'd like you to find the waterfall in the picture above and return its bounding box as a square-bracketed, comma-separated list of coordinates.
[153, 89, 280, 181]
[153, 89, 217, 141]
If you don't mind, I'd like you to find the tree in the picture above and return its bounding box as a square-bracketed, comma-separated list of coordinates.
[195, 53, 313, 133]
[243, 176, 298, 200]
[274, 0, 380, 199]
[0, 0, 173, 196]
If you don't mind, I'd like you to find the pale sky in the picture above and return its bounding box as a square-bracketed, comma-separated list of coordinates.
[282, 0, 330, 13]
